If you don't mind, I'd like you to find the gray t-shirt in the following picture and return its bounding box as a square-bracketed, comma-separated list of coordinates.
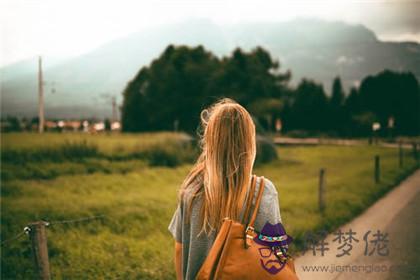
[168, 176, 282, 280]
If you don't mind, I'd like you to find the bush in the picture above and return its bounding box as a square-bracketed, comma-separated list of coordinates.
[283, 130, 317, 138]
[2, 140, 99, 164]
[130, 138, 198, 167]
[255, 135, 278, 165]
[1, 135, 197, 168]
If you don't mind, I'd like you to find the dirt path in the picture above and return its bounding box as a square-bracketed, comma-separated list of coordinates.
[295, 169, 420, 280]
[273, 137, 418, 149]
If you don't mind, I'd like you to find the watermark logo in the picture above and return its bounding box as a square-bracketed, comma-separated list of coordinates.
[253, 222, 293, 275]
[302, 229, 390, 257]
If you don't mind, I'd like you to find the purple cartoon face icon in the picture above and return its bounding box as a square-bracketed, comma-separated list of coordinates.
[254, 222, 293, 275]
[258, 246, 286, 274]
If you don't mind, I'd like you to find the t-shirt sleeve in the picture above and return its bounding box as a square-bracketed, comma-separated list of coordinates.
[271, 189, 282, 224]
[254, 178, 283, 231]
[168, 202, 183, 243]
[266, 180, 282, 224]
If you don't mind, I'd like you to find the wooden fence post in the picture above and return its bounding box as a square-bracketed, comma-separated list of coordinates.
[319, 168, 326, 212]
[29, 221, 50, 280]
[375, 155, 380, 183]
[413, 142, 418, 164]
[399, 141, 403, 168]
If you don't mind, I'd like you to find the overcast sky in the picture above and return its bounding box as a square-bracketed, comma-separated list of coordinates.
[1, 0, 419, 67]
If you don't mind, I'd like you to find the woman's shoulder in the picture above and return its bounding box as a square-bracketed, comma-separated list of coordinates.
[256, 176, 278, 197]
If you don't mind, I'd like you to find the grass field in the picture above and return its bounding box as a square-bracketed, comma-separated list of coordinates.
[1, 132, 418, 279]
[1, 132, 192, 154]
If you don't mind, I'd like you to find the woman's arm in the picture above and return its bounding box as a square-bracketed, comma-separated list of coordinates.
[175, 241, 182, 280]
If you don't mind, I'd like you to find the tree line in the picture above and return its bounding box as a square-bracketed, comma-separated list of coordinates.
[122, 45, 419, 136]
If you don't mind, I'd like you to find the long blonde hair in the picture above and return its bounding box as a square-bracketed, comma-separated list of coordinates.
[178, 98, 257, 237]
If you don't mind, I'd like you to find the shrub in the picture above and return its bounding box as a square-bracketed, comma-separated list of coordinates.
[1, 140, 99, 164]
[131, 138, 198, 167]
[255, 135, 278, 165]
[1, 135, 197, 168]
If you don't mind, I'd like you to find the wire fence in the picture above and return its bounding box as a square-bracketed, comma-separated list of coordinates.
[2, 214, 106, 279]
[1, 142, 418, 279]
[1, 228, 29, 247]
[1, 214, 105, 248]
[48, 214, 106, 226]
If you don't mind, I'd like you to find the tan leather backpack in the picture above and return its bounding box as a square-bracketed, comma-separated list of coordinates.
[195, 175, 299, 280]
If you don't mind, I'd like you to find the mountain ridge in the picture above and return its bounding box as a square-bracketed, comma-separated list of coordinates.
[1, 18, 419, 119]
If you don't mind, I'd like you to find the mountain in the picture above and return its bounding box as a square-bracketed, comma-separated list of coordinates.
[1, 18, 419, 119]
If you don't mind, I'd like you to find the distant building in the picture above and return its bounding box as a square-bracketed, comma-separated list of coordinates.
[45, 121, 58, 130]
[56, 120, 81, 131]
[1, 117, 120, 133]
[90, 121, 121, 132]
[111, 121, 121, 131]
[93, 122, 105, 132]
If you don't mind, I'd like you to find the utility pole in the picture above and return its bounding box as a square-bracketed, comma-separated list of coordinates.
[38, 56, 45, 133]
[112, 96, 117, 122]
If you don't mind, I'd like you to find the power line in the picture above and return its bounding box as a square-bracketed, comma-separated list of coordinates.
[38, 56, 44, 133]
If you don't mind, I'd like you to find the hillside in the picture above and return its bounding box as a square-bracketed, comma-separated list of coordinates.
[1, 19, 419, 119]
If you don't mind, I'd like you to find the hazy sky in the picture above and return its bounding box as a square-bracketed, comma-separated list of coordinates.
[1, 0, 419, 67]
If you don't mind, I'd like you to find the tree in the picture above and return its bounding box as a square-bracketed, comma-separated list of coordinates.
[331, 77, 345, 107]
[344, 87, 361, 114]
[3, 116, 22, 132]
[121, 45, 220, 132]
[343, 87, 362, 136]
[328, 77, 346, 133]
[104, 118, 111, 131]
[351, 111, 379, 136]
[290, 79, 329, 131]
[248, 98, 284, 131]
[121, 45, 291, 133]
[359, 70, 419, 135]
[208, 47, 290, 107]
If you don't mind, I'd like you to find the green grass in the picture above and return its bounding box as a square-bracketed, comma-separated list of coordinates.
[1, 132, 198, 176]
[1, 133, 418, 279]
[1, 132, 192, 155]
[258, 146, 417, 247]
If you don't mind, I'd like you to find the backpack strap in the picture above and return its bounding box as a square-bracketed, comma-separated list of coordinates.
[244, 176, 265, 249]
[241, 174, 257, 224]
[248, 176, 265, 228]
